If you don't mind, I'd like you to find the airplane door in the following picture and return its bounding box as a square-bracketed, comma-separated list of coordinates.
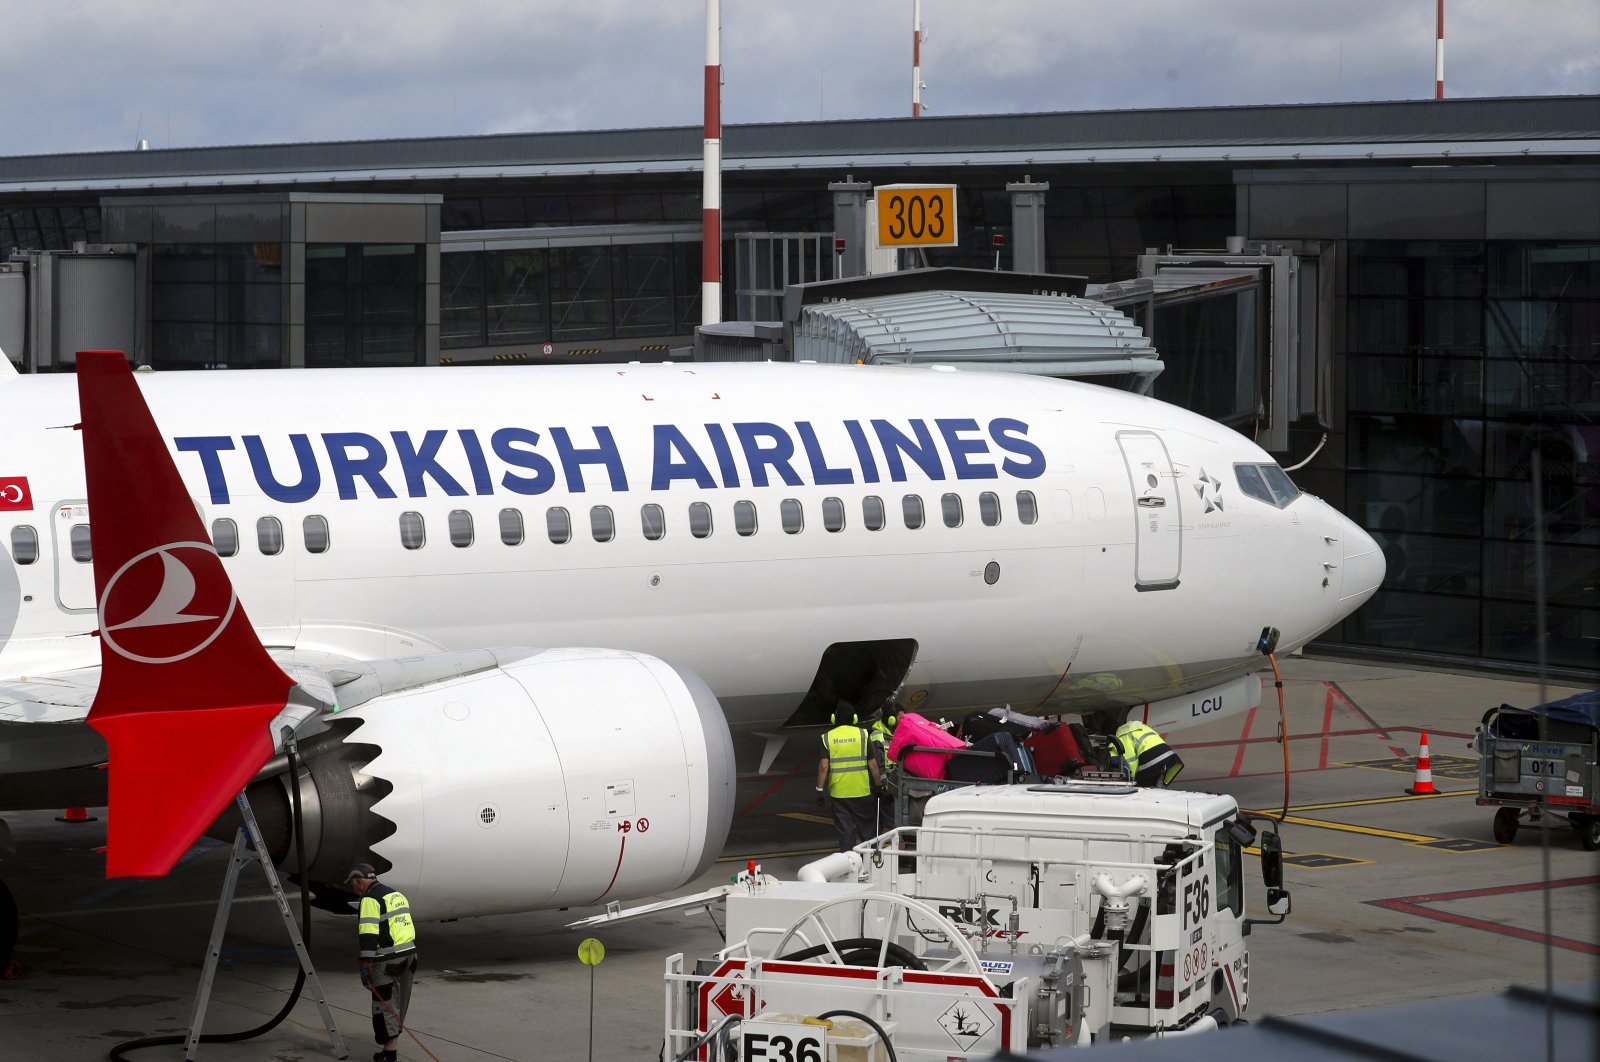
[50, 500, 96, 611]
[1116, 432, 1182, 590]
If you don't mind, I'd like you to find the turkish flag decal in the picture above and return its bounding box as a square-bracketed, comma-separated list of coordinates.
[0, 477, 32, 512]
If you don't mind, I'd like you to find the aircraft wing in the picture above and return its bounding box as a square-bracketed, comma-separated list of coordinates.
[0, 671, 106, 777]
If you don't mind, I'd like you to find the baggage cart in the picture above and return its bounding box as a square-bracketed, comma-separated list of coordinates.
[1475, 690, 1600, 850]
[887, 746, 1030, 830]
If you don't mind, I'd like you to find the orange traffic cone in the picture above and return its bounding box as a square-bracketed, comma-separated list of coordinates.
[1406, 732, 1438, 795]
[56, 806, 98, 823]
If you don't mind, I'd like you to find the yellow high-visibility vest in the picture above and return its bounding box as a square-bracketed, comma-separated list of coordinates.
[822, 725, 873, 798]
[357, 883, 417, 960]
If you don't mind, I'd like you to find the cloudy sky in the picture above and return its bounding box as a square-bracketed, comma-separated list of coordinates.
[5, 1, 1596, 157]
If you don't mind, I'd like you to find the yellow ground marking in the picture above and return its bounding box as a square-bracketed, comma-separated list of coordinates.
[1278, 789, 1476, 813]
[778, 812, 834, 825]
[716, 846, 835, 863]
[1243, 812, 1436, 843]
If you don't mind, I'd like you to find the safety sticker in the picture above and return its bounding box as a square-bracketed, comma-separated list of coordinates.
[937, 999, 995, 1049]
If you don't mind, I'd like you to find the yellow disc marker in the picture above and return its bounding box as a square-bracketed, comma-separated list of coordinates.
[578, 937, 606, 967]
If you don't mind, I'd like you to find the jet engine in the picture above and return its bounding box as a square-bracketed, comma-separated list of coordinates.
[234, 647, 736, 919]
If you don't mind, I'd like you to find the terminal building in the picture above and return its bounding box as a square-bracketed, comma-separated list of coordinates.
[0, 95, 1595, 678]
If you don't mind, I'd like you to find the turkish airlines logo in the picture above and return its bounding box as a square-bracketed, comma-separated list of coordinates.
[0, 477, 31, 512]
[98, 542, 238, 665]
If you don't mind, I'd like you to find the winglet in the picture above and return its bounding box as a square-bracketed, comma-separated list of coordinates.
[78, 351, 295, 877]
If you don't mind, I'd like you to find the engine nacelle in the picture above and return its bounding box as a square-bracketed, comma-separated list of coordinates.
[250, 648, 735, 919]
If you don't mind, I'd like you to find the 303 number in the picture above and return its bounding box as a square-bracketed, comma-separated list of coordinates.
[884, 192, 947, 242]
[874, 186, 957, 246]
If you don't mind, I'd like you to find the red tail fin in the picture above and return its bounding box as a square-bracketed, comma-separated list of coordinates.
[78, 351, 294, 877]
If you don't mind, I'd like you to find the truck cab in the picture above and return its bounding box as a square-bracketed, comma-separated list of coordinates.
[622, 780, 1291, 1057]
[911, 780, 1287, 1036]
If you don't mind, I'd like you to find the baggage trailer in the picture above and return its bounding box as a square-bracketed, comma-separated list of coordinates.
[1476, 690, 1600, 850]
[577, 780, 1291, 1059]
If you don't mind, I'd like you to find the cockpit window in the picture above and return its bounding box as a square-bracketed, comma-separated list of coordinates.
[1234, 464, 1275, 505]
[1234, 463, 1300, 508]
[1260, 464, 1302, 506]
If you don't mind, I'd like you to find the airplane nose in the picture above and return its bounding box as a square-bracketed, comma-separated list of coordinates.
[1340, 522, 1385, 605]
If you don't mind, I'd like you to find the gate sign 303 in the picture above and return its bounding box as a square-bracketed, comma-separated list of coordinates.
[874, 184, 959, 247]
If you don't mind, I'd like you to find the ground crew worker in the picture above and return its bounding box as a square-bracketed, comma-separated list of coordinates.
[1113, 720, 1184, 787]
[348, 864, 418, 1062]
[817, 702, 882, 851]
[868, 709, 899, 771]
[867, 708, 900, 835]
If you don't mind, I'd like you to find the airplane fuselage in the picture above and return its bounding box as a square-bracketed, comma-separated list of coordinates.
[0, 361, 1382, 731]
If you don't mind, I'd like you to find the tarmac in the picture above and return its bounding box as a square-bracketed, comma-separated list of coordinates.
[0, 655, 1594, 1061]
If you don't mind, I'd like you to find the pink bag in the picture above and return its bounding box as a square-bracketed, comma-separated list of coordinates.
[889, 712, 967, 779]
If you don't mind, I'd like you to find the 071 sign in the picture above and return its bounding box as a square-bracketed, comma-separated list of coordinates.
[875, 184, 958, 247]
[740, 1019, 824, 1062]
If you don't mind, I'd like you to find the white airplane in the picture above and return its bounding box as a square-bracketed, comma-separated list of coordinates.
[0, 346, 1383, 918]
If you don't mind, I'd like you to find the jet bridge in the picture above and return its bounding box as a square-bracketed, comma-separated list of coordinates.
[1091, 243, 1333, 453]
[789, 284, 1161, 392]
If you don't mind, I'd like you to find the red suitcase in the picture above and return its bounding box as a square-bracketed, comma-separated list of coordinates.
[1025, 723, 1087, 778]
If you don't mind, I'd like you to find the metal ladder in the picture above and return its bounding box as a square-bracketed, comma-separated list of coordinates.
[184, 791, 348, 1060]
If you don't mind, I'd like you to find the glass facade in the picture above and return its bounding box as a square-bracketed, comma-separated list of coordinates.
[440, 242, 701, 350]
[151, 243, 283, 369]
[1342, 240, 1600, 671]
[306, 243, 425, 366]
[0, 203, 101, 257]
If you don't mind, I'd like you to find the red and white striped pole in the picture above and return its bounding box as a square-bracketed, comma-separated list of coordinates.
[702, 0, 722, 326]
[1434, 0, 1445, 99]
[912, 0, 923, 117]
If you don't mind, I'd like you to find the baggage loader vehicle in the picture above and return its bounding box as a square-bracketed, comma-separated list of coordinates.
[575, 780, 1292, 1059]
[1476, 690, 1600, 850]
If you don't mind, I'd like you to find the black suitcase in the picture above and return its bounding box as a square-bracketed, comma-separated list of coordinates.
[958, 710, 1033, 742]
[945, 732, 1037, 783]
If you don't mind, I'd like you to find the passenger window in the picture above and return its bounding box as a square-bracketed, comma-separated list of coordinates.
[941, 493, 963, 528]
[1016, 490, 1038, 525]
[399, 511, 426, 550]
[781, 498, 804, 534]
[641, 503, 665, 541]
[9, 526, 38, 565]
[591, 505, 615, 543]
[1234, 464, 1276, 505]
[303, 515, 330, 554]
[689, 501, 713, 539]
[257, 516, 284, 556]
[821, 496, 845, 533]
[1260, 464, 1302, 507]
[70, 524, 92, 563]
[546, 507, 572, 545]
[863, 495, 885, 531]
[902, 494, 925, 530]
[499, 508, 524, 546]
[211, 518, 239, 558]
[734, 500, 758, 537]
[449, 510, 474, 548]
[978, 492, 1001, 527]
